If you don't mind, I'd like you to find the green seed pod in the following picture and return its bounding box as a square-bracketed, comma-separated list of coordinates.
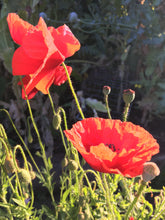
[4, 156, 16, 174]
[18, 169, 32, 185]
[68, 159, 78, 171]
[123, 89, 135, 105]
[53, 114, 62, 130]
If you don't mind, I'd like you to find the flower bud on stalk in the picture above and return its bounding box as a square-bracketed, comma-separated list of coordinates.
[68, 159, 78, 171]
[123, 89, 135, 105]
[61, 157, 68, 169]
[53, 112, 62, 130]
[122, 89, 135, 122]
[18, 168, 32, 186]
[4, 155, 16, 174]
[142, 162, 160, 182]
[78, 211, 85, 220]
[103, 86, 111, 96]
[102, 86, 112, 119]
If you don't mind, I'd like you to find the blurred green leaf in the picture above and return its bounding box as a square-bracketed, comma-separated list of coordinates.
[0, 16, 14, 73]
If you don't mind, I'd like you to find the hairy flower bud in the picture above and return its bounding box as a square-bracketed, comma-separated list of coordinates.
[4, 156, 16, 174]
[123, 89, 135, 105]
[18, 169, 32, 185]
[61, 157, 68, 169]
[68, 159, 78, 171]
[29, 171, 36, 180]
[53, 113, 62, 130]
[78, 212, 85, 220]
[142, 162, 160, 182]
[103, 86, 111, 96]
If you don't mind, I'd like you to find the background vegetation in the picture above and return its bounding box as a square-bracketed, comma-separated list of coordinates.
[0, 0, 165, 194]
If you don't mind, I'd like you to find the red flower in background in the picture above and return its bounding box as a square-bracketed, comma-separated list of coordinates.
[64, 118, 159, 178]
[7, 13, 80, 99]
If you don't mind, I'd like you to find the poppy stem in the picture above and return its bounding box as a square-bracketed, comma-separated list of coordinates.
[102, 173, 115, 219]
[123, 103, 130, 122]
[104, 94, 112, 119]
[62, 62, 85, 120]
[0, 109, 41, 177]
[48, 92, 70, 156]
[124, 180, 146, 220]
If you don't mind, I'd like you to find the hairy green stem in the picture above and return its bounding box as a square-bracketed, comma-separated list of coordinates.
[123, 103, 130, 122]
[104, 94, 112, 119]
[62, 62, 85, 120]
[124, 180, 146, 220]
[102, 173, 115, 219]
[0, 109, 42, 176]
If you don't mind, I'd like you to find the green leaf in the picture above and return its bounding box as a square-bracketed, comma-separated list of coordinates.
[85, 98, 107, 113]
[0, 16, 14, 73]
[12, 198, 26, 208]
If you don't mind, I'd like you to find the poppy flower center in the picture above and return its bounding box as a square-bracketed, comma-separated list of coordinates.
[106, 143, 120, 153]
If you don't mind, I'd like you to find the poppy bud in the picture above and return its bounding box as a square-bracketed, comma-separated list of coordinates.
[27, 117, 33, 143]
[142, 162, 160, 182]
[18, 169, 32, 185]
[61, 157, 68, 169]
[78, 212, 85, 220]
[4, 156, 16, 174]
[53, 113, 62, 130]
[28, 132, 33, 144]
[29, 171, 36, 180]
[68, 159, 78, 171]
[103, 86, 111, 96]
[123, 89, 135, 105]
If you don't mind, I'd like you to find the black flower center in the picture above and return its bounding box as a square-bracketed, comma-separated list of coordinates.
[105, 143, 120, 153]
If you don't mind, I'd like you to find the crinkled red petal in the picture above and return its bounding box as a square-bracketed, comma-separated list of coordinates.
[48, 25, 80, 58]
[7, 13, 35, 45]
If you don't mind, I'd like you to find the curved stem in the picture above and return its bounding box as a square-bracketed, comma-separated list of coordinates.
[0, 137, 10, 156]
[104, 95, 112, 119]
[62, 62, 85, 120]
[0, 109, 42, 176]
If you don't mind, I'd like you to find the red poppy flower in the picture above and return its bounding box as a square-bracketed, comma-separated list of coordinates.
[7, 13, 80, 99]
[64, 118, 159, 178]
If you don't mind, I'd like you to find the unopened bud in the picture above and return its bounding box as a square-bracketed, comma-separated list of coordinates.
[68, 159, 78, 171]
[78, 212, 85, 220]
[103, 86, 111, 96]
[29, 171, 36, 180]
[18, 169, 32, 185]
[53, 114, 61, 130]
[123, 89, 135, 104]
[142, 162, 160, 182]
[61, 157, 68, 169]
[4, 156, 16, 174]
[28, 132, 33, 144]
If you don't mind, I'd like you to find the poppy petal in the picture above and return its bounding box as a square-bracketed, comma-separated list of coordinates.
[64, 118, 159, 177]
[12, 47, 43, 75]
[48, 24, 80, 58]
[7, 13, 35, 45]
